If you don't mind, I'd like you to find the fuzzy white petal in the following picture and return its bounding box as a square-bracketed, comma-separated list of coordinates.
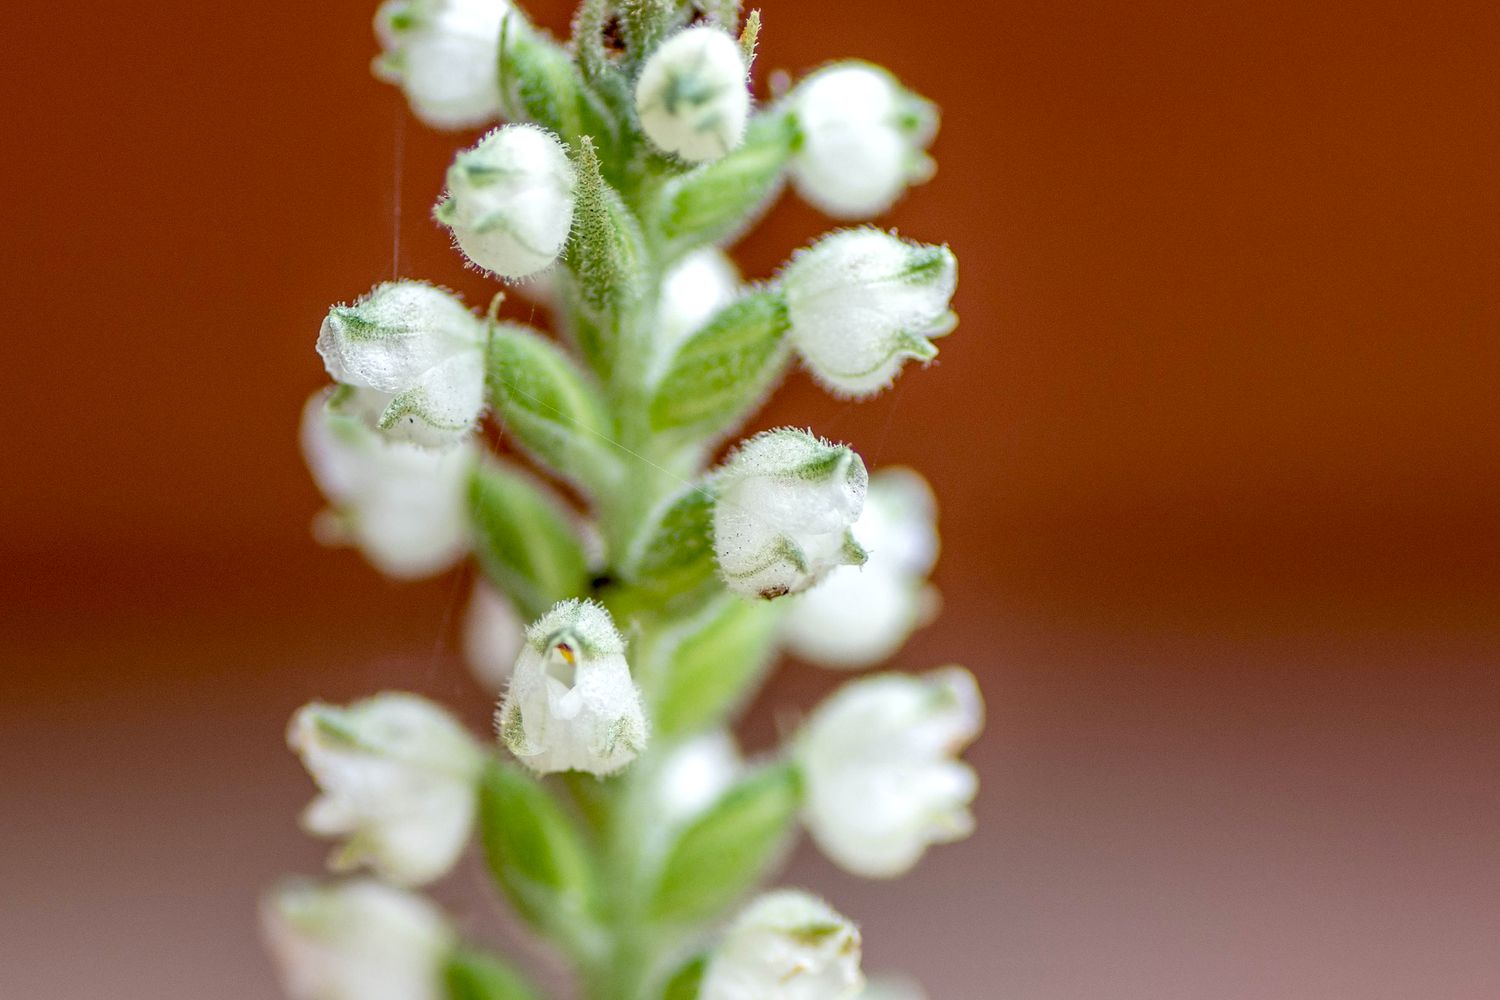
[701, 890, 864, 1000]
[713, 429, 868, 599]
[375, 0, 514, 129]
[782, 229, 957, 398]
[496, 600, 648, 775]
[463, 580, 526, 691]
[437, 124, 577, 278]
[635, 27, 750, 162]
[289, 693, 482, 886]
[801, 669, 983, 877]
[262, 879, 451, 1000]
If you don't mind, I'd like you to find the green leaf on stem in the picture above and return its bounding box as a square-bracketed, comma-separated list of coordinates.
[486, 323, 622, 499]
[478, 760, 604, 956]
[444, 948, 543, 1000]
[469, 461, 591, 623]
[660, 954, 707, 1000]
[648, 592, 781, 736]
[647, 762, 802, 925]
[648, 289, 792, 443]
[651, 111, 796, 256]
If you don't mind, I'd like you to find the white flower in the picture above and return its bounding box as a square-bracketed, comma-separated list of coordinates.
[289, 693, 482, 886]
[781, 228, 957, 398]
[496, 599, 648, 775]
[800, 668, 983, 878]
[373, 0, 514, 129]
[789, 62, 937, 220]
[317, 281, 487, 449]
[701, 890, 864, 1000]
[634, 26, 750, 163]
[620, 730, 742, 866]
[463, 579, 526, 692]
[261, 879, 452, 1000]
[300, 391, 473, 579]
[713, 429, 868, 600]
[783, 468, 939, 668]
[650, 247, 741, 384]
[435, 124, 577, 278]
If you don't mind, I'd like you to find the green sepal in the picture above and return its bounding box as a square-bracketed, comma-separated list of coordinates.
[468, 460, 591, 623]
[443, 948, 544, 1000]
[560, 139, 649, 375]
[478, 760, 605, 958]
[498, 19, 623, 173]
[650, 111, 795, 257]
[647, 762, 802, 926]
[648, 592, 782, 737]
[660, 954, 707, 1000]
[648, 289, 792, 444]
[486, 323, 622, 500]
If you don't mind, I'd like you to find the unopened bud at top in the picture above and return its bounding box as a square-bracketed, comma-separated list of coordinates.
[783, 468, 939, 668]
[700, 889, 865, 1000]
[261, 879, 452, 1000]
[289, 693, 482, 886]
[790, 62, 937, 220]
[317, 281, 487, 449]
[800, 668, 982, 878]
[634, 26, 750, 163]
[781, 229, 957, 398]
[496, 599, 648, 775]
[374, 0, 515, 129]
[713, 429, 868, 600]
[435, 124, 576, 278]
[300, 391, 474, 579]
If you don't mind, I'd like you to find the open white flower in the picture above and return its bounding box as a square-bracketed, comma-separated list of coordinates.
[650, 247, 741, 384]
[262, 879, 452, 1000]
[300, 391, 473, 579]
[783, 468, 939, 668]
[435, 124, 577, 278]
[635, 26, 750, 162]
[374, 0, 514, 129]
[790, 62, 937, 220]
[289, 693, 482, 886]
[781, 229, 957, 398]
[317, 281, 487, 449]
[800, 668, 983, 878]
[713, 429, 868, 600]
[496, 599, 648, 775]
[463, 579, 526, 692]
[701, 889, 865, 1000]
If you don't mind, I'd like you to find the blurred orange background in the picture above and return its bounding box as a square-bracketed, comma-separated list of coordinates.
[2, 1, 1497, 997]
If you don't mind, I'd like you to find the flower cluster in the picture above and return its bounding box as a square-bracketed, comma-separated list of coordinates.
[273, 3, 984, 999]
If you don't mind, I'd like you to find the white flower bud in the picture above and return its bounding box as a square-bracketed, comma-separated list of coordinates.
[649, 247, 741, 384]
[790, 62, 937, 220]
[713, 429, 869, 600]
[435, 124, 577, 278]
[634, 26, 751, 163]
[701, 890, 865, 1000]
[373, 0, 514, 129]
[781, 228, 957, 398]
[317, 282, 487, 449]
[783, 468, 939, 668]
[261, 879, 451, 1000]
[463, 579, 526, 692]
[801, 668, 983, 878]
[300, 392, 474, 579]
[289, 693, 482, 886]
[496, 599, 648, 775]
